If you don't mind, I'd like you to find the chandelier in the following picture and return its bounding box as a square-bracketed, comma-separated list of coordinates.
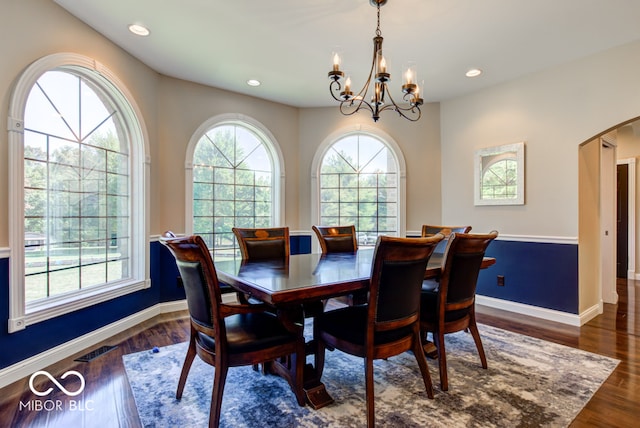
[328, 0, 423, 122]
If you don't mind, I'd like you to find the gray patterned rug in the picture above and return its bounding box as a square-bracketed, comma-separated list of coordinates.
[123, 324, 618, 427]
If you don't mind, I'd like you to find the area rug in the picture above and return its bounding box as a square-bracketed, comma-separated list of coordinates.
[122, 324, 618, 427]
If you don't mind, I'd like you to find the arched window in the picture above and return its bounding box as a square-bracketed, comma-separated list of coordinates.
[481, 158, 518, 199]
[8, 53, 149, 332]
[187, 115, 284, 259]
[313, 128, 405, 246]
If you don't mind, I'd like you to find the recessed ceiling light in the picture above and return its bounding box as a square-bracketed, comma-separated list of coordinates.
[247, 79, 261, 87]
[128, 24, 150, 37]
[465, 68, 482, 78]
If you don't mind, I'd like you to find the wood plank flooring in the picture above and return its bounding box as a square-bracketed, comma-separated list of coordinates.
[1, 279, 639, 427]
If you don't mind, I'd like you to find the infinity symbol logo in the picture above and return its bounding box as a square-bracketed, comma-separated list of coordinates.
[29, 370, 85, 397]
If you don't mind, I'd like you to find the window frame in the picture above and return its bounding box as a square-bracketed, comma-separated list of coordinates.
[474, 142, 525, 206]
[311, 125, 406, 249]
[185, 114, 286, 253]
[7, 53, 150, 333]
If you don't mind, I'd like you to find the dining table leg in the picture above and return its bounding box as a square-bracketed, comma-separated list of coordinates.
[271, 304, 335, 409]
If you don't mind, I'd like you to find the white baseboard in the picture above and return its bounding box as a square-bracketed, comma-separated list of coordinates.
[0, 300, 188, 389]
[578, 302, 603, 325]
[1, 294, 595, 390]
[476, 295, 589, 326]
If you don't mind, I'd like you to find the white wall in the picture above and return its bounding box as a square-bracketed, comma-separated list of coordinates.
[440, 40, 640, 238]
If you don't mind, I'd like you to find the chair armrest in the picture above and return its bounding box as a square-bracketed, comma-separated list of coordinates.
[219, 302, 271, 317]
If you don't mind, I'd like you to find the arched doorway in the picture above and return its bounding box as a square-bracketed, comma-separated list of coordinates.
[579, 116, 640, 318]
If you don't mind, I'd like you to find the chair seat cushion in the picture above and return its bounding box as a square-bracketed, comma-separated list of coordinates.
[197, 312, 298, 354]
[420, 291, 469, 324]
[316, 305, 412, 346]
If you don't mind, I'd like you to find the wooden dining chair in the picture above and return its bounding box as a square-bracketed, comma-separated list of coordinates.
[314, 234, 444, 427]
[421, 224, 473, 293]
[160, 232, 305, 428]
[234, 226, 322, 318]
[421, 224, 472, 238]
[312, 225, 365, 306]
[312, 225, 358, 253]
[232, 227, 290, 260]
[420, 230, 498, 391]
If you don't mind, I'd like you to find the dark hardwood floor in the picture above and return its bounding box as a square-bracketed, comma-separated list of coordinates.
[1, 279, 639, 427]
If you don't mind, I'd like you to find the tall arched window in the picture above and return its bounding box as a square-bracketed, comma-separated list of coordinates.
[8, 53, 149, 332]
[314, 129, 405, 246]
[187, 116, 284, 259]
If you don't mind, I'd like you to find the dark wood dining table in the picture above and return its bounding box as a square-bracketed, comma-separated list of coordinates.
[214, 249, 495, 408]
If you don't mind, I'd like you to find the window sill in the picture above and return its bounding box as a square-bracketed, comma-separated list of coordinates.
[8, 278, 151, 333]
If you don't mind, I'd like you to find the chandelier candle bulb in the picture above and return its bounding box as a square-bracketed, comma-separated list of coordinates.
[379, 56, 387, 74]
[332, 53, 341, 72]
[404, 67, 414, 85]
[340, 77, 353, 100]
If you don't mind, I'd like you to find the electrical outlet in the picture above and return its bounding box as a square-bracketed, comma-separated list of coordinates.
[497, 275, 505, 286]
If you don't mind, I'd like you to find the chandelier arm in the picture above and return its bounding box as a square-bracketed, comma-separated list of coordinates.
[339, 98, 375, 117]
[350, 35, 381, 102]
[329, 79, 344, 102]
[380, 89, 422, 121]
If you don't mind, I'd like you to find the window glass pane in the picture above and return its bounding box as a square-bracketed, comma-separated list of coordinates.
[194, 182, 213, 199]
[192, 123, 275, 259]
[481, 159, 518, 199]
[236, 169, 254, 185]
[320, 188, 339, 203]
[319, 134, 399, 244]
[24, 132, 48, 161]
[107, 152, 129, 175]
[50, 138, 80, 167]
[321, 202, 339, 217]
[25, 273, 48, 302]
[235, 201, 255, 217]
[25, 74, 76, 141]
[320, 174, 339, 188]
[341, 188, 358, 202]
[378, 188, 397, 202]
[320, 216, 339, 226]
[193, 165, 213, 182]
[22, 69, 132, 304]
[194, 200, 213, 217]
[214, 168, 234, 184]
[48, 269, 80, 295]
[254, 217, 270, 228]
[81, 262, 106, 288]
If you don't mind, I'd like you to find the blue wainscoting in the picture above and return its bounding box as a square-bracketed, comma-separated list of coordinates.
[0, 241, 179, 370]
[0, 235, 577, 371]
[0, 236, 312, 371]
[477, 239, 579, 314]
[290, 234, 312, 255]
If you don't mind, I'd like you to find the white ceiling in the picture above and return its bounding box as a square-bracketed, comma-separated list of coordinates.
[53, 0, 640, 108]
